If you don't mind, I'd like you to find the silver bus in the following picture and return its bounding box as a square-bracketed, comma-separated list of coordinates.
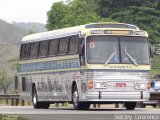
[19, 23, 151, 110]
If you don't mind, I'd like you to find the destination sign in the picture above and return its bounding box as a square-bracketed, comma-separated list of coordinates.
[91, 30, 133, 35]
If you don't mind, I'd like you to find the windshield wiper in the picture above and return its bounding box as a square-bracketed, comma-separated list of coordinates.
[104, 47, 116, 66]
[124, 47, 138, 66]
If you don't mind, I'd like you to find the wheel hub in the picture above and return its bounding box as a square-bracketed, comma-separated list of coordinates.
[73, 90, 78, 106]
[33, 92, 37, 105]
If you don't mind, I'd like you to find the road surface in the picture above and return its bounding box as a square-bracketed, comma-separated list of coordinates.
[0, 106, 160, 120]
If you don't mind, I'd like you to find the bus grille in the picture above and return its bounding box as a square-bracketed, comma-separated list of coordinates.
[87, 71, 150, 81]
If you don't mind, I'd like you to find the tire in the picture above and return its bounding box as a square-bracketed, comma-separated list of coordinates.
[142, 104, 146, 108]
[41, 102, 50, 109]
[32, 86, 50, 109]
[153, 104, 157, 108]
[140, 103, 146, 108]
[124, 102, 136, 110]
[72, 85, 90, 110]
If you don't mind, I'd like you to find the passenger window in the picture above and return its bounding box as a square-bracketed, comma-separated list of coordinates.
[39, 41, 48, 57]
[58, 37, 69, 55]
[20, 44, 25, 59]
[151, 82, 155, 88]
[30, 42, 39, 58]
[48, 39, 59, 56]
[21, 44, 30, 59]
[68, 36, 79, 54]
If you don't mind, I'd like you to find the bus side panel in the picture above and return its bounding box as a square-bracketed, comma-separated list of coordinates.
[19, 75, 32, 101]
[19, 55, 81, 102]
[47, 72, 73, 102]
[32, 74, 48, 101]
[28, 71, 80, 102]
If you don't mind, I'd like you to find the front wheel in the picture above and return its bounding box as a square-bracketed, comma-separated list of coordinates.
[72, 85, 90, 110]
[32, 86, 50, 109]
[32, 86, 41, 109]
[124, 102, 136, 110]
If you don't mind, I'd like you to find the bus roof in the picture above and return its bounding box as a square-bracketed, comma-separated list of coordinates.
[21, 22, 140, 43]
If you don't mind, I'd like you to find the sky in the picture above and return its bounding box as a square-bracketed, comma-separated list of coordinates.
[0, 0, 65, 24]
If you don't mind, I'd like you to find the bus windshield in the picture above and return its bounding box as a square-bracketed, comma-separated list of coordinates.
[87, 36, 149, 64]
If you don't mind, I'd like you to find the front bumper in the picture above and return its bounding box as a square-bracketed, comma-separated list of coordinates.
[81, 91, 150, 102]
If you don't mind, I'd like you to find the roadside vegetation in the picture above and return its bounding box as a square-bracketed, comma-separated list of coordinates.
[151, 55, 160, 76]
[0, 114, 27, 120]
[47, 0, 160, 44]
[47, 0, 160, 76]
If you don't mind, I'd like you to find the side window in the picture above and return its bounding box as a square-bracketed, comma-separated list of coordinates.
[39, 41, 48, 57]
[21, 44, 30, 59]
[20, 44, 25, 59]
[58, 37, 69, 55]
[48, 39, 59, 56]
[68, 36, 79, 54]
[30, 42, 39, 58]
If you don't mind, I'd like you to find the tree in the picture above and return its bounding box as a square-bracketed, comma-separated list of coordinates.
[46, 0, 101, 30]
[46, 2, 69, 30]
[156, 1, 160, 10]
[96, 0, 160, 44]
[0, 69, 13, 94]
[64, 0, 100, 26]
[46, 0, 160, 44]
[7, 57, 19, 72]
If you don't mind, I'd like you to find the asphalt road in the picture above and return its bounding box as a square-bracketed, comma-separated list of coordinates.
[0, 106, 160, 120]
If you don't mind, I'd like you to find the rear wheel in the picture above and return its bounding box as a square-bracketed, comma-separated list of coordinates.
[139, 102, 146, 108]
[72, 85, 90, 110]
[41, 102, 50, 109]
[124, 102, 136, 110]
[141, 103, 146, 108]
[153, 104, 157, 108]
[32, 86, 50, 109]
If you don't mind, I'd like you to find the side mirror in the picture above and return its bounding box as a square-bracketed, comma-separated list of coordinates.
[78, 38, 84, 55]
[150, 46, 154, 58]
[78, 44, 85, 65]
[78, 45, 83, 55]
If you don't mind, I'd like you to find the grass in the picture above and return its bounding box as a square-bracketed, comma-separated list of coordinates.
[0, 114, 27, 120]
[0, 99, 9, 106]
[0, 99, 32, 106]
[151, 55, 160, 76]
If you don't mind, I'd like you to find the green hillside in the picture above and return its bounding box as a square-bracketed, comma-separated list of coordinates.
[0, 20, 28, 66]
[0, 19, 47, 67]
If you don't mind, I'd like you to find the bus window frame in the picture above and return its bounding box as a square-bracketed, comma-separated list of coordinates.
[20, 44, 25, 60]
[48, 39, 59, 57]
[20, 43, 31, 60]
[57, 37, 69, 56]
[78, 37, 85, 65]
[68, 35, 79, 55]
[39, 40, 49, 58]
[30, 42, 40, 59]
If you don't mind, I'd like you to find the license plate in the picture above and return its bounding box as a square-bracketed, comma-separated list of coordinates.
[116, 83, 126, 87]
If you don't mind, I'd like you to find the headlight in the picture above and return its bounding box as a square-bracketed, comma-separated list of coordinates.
[135, 81, 146, 89]
[95, 81, 107, 89]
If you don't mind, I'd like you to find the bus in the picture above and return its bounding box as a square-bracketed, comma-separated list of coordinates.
[19, 22, 151, 110]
